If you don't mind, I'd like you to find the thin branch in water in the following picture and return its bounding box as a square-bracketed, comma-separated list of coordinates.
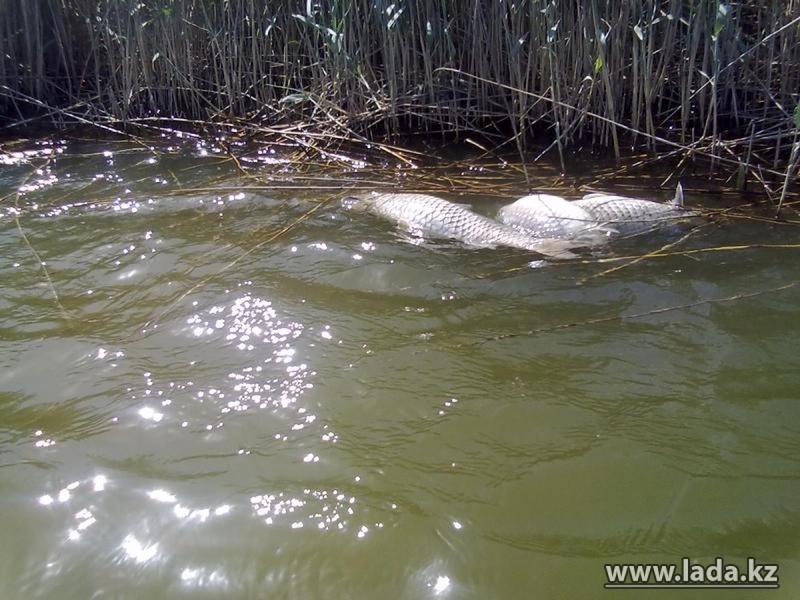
[11, 158, 70, 320]
[578, 224, 708, 284]
[473, 279, 800, 345]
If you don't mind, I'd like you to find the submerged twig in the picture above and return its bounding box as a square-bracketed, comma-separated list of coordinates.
[578, 224, 707, 283]
[473, 279, 799, 345]
[10, 158, 70, 320]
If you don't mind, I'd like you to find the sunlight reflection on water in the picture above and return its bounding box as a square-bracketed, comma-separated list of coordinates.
[2, 138, 799, 599]
[181, 291, 321, 428]
[23, 275, 391, 592]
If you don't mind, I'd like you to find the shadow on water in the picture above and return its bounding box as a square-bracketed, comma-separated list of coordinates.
[0, 137, 799, 599]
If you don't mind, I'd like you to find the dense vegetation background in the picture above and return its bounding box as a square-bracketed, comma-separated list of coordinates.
[1, 0, 798, 180]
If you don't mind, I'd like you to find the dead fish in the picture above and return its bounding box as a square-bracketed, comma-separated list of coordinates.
[573, 184, 690, 237]
[496, 193, 615, 245]
[343, 192, 579, 259]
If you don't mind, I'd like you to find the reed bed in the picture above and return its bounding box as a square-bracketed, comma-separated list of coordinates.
[1, 0, 799, 197]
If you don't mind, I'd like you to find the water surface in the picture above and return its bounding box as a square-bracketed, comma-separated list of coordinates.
[1, 137, 799, 599]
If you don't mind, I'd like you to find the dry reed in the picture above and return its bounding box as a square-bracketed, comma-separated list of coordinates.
[1, 0, 799, 197]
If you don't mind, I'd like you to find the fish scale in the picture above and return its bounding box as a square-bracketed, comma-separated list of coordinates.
[344, 192, 578, 259]
[496, 193, 613, 244]
[573, 192, 687, 237]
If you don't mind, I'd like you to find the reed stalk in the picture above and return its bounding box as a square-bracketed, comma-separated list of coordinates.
[0, 0, 798, 192]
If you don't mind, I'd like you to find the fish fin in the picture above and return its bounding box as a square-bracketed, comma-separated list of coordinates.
[592, 224, 619, 239]
[533, 239, 579, 260]
[671, 182, 684, 207]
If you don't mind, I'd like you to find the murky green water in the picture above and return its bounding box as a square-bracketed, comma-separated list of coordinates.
[1, 137, 799, 599]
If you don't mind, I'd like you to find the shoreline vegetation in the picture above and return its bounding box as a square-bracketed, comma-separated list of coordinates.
[0, 0, 799, 205]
